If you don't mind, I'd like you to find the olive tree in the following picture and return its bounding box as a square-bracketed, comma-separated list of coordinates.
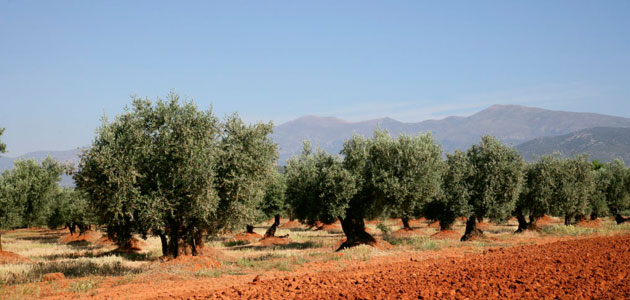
[369, 131, 443, 230]
[549, 155, 595, 225]
[75, 94, 276, 257]
[260, 169, 287, 238]
[214, 114, 277, 235]
[595, 160, 630, 224]
[0, 157, 65, 250]
[285, 142, 359, 248]
[590, 160, 610, 220]
[514, 155, 559, 232]
[423, 150, 471, 231]
[47, 188, 94, 235]
[460, 136, 524, 241]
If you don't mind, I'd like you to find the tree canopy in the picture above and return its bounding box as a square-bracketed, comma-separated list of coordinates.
[74, 93, 276, 257]
[460, 136, 524, 240]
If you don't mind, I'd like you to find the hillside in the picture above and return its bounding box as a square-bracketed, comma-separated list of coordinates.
[516, 127, 630, 163]
[272, 105, 630, 163]
[0, 148, 83, 187]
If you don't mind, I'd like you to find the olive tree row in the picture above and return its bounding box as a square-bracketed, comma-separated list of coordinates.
[285, 131, 443, 249]
[74, 94, 277, 257]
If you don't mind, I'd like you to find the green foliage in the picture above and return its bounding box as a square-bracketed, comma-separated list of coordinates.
[465, 136, 524, 222]
[516, 155, 560, 222]
[368, 130, 443, 222]
[425, 150, 471, 229]
[74, 93, 277, 256]
[0, 157, 66, 229]
[594, 160, 629, 216]
[215, 113, 277, 231]
[47, 188, 94, 231]
[258, 169, 286, 220]
[549, 155, 595, 222]
[285, 142, 357, 225]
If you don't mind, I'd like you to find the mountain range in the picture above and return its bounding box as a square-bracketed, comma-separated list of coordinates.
[272, 104, 630, 164]
[2, 104, 630, 187]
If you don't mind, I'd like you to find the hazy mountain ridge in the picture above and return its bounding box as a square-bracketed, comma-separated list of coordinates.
[0, 148, 84, 187]
[3, 105, 630, 176]
[272, 104, 630, 164]
[516, 127, 630, 164]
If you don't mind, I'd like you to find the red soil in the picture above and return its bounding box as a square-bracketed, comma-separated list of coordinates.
[278, 220, 303, 229]
[392, 228, 424, 237]
[428, 221, 440, 229]
[430, 230, 461, 240]
[160, 255, 221, 272]
[578, 218, 603, 228]
[232, 232, 263, 242]
[57, 230, 102, 244]
[537, 215, 558, 226]
[256, 236, 292, 246]
[318, 223, 342, 232]
[187, 234, 630, 300]
[0, 250, 30, 264]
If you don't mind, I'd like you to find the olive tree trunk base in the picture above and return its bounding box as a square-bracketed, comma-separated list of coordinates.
[615, 214, 630, 224]
[401, 217, 412, 230]
[461, 217, 483, 241]
[264, 215, 281, 238]
[337, 217, 376, 251]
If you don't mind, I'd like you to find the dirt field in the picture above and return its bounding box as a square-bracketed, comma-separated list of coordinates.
[1, 217, 630, 299]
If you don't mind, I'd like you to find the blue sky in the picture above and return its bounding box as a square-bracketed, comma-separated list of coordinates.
[1, 1, 629, 156]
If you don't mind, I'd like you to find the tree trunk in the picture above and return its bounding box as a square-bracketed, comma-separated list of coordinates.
[190, 233, 198, 256]
[564, 214, 574, 226]
[515, 214, 528, 233]
[401, 217, 412, 230]
[574, 214, 586, 224]
[514, 207, 528, 233]
[158, 233, 168, 257]
[461, 217, 483, 241]
[615, 214, 630, 224]
[439, 221, 453, 231]
[337, 216, 376, 251]
[69, 223, 76, 235]
[0, 231, 3, 252]
[527, 214, 540, 231]
[246, 225, 255, 234]
[168, 230, 180, 258]
[264, 215, 281, 238]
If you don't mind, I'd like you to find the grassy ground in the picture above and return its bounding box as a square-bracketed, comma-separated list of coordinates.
[1, 217, 630, 299]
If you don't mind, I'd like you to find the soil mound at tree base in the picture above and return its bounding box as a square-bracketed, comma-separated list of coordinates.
[537, 215, 557, 226]
[428, 221, 441, 229]
[0, 251, 29, 264]
[232, 232, 263, 242]
[160, 254, 221, 272]
[114, 237, 147, 253]
[57, 230, 102, 244]
[392, 228, 423, 237]
[278, 220, 303, 229]
[256, 236, 292, 246]
[317, 223, 342, 232]
[430, 230, 461, 240]
[578, 218, 602, 228]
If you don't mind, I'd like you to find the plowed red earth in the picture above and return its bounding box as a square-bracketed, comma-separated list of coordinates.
[190, 234, 630, 300]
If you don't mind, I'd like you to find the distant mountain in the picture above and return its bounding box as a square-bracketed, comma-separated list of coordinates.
[272, 105, 630, 164]
[0, 148, 84, 187]
[516, 127, 630, 164]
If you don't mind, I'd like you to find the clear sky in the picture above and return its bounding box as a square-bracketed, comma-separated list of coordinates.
[1, 1, 629, 156]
